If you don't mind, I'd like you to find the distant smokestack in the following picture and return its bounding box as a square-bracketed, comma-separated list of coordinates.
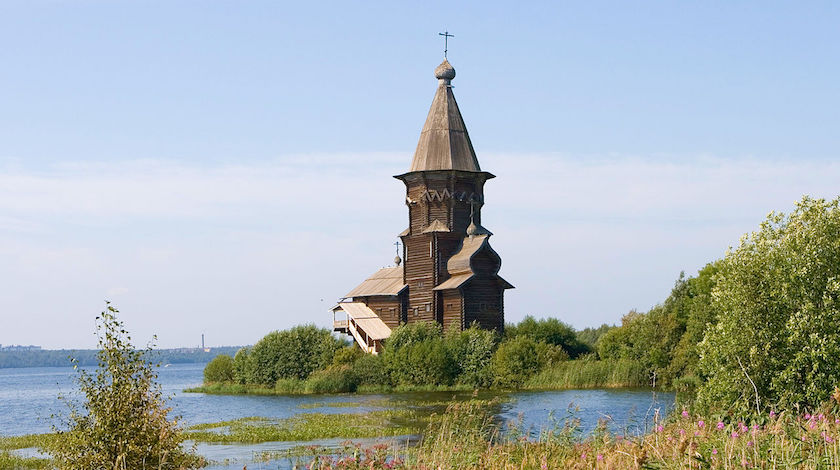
[201, 334, 205, 349]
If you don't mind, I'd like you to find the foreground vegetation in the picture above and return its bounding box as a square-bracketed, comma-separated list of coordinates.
[305, 393, 840, 469]
[44, 304, 203, 470]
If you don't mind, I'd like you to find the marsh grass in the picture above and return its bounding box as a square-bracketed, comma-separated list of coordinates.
[0, 435, 57, 470]
[186, 409, 422, 444]
[524, 358, 648, 390]
[0, 451, 51, 470]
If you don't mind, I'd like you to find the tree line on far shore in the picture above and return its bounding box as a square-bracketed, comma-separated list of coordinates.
[0, 346, 242, 369]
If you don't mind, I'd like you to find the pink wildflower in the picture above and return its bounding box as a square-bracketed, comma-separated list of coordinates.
[806, 413, 812, 420]
[712, 448, 718, 455]
[682, 410, 690, 418]
[769, 411, 776, 419]
[747, 440, 754, 447]
[656, 425, 663, 432]
[819, 413, 826, 421]
[679, 429, 686, 436]
[597, 454, 604, 461]
[698, 420, 705, 428]
[731, 431, 739, 439]
[581, 453, 587, 460]
[717, 421, 725, 430]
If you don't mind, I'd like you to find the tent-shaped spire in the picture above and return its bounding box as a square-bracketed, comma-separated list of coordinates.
[409, 60, 481, 172]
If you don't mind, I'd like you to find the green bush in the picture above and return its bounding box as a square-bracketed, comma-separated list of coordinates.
[351, 353, 390, 387]
[305, 365, 359, 393]
[47, 304, 203, 469]
[446, 325, 499, 388]
[383, 322, 457, 386]
[332, 346, 363, 367]
[248, 325, 346, 385]
[491, 336, 567, 388]
[505, 316, 590, 358]
[698, 196, 840, 414]
[203, 354, 235, 383]
[232, 347, 253, 384]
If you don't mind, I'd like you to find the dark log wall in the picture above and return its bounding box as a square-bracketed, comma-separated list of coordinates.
[463, 278, 504, 331]
[404, 233, 435, 323]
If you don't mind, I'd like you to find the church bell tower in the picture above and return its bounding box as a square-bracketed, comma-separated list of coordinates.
[394, 59, 512, 331]
[333, 58, 512, 353]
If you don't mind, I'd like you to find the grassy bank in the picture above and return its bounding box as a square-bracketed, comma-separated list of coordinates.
[188, 359, 651, 396]
[524, 358, 649, 390]
[186, 381, 485, 396]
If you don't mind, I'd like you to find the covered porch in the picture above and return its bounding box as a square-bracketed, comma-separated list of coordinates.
[332, 302, 391, 354]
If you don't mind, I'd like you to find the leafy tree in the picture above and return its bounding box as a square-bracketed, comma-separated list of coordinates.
[575, 324, 615, 351]
[248, 325, 345, 385]
[203, 354, 235, 383]
[48, 303, 203, 470]
[505, 316, 590, 358]
[698, 196, 840, 414]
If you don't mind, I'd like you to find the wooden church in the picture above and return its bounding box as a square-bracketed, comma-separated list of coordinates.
[333, 59, 513, 353]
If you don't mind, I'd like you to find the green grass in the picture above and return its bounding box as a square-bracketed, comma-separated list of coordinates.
[184, 383, 282, 395]
[0, 435, 56, 470]
[186, 409, 423, 444]
[0, 451, 51, 470]
[524, 359, 649, 390]
[187, 381, 486, 396]
[0, 434, 56, 452]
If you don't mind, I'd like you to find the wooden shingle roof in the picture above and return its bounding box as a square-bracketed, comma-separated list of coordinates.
[344, 266, 406, 298]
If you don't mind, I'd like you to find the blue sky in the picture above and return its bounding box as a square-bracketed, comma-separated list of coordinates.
[1, 1, 839, 348]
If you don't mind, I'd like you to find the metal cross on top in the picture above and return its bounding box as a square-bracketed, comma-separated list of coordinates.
[439, 30, 454, 58]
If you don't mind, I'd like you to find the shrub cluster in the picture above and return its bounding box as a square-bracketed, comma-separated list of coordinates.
[205, 318, 588, 393]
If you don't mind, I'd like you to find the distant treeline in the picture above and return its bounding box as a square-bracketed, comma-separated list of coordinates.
[0, 346, 243, 369]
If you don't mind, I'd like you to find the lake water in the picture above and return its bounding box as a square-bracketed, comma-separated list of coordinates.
[0, 364, 674, 468]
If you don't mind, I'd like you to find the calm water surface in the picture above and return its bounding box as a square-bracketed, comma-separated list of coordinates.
[1, 364, 674, 469]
